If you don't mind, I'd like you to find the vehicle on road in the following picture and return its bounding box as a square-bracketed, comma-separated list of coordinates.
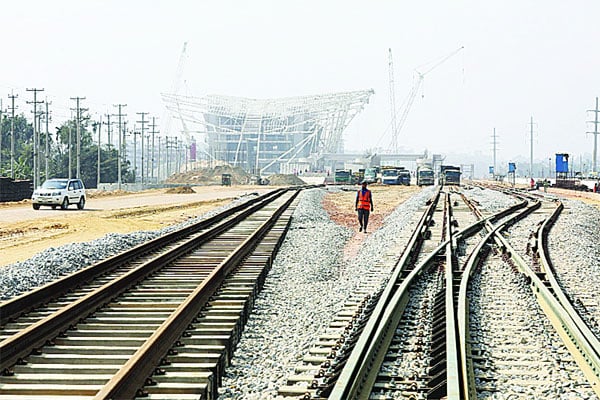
[334, 169, 353, 184]
[32, 178, 86, 210]
[440, 165, 461, 186]
[417, 166, 435, 186]
[363, 167, 379, 184]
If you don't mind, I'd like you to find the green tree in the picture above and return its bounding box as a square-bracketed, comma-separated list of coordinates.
[0, 114, 34, 179]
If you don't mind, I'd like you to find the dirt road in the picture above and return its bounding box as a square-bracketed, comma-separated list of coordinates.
[0, 185, 272, 268]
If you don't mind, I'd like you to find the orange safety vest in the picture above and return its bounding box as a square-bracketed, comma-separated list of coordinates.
[357, 189, 372, 210]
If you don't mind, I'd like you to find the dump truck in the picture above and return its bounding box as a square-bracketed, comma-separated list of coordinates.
[334, 169, 353, 184]
[363, 167, 379, 184]
[381, 167, 404, 185]
[440, 165, 461, 186]
[417, 166, 435, 186]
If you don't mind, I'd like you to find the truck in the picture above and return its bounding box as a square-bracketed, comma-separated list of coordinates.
[399, 169, 411, 186]
[417, 166, 435, 186]
[440, 165, 461, 186]
[334, 169, 353, 184]
[363, 167, 379, 184]
[381, 166, 405, 185]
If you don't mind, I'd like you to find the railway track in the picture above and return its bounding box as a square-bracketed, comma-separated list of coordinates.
[278, 185, 600, 399]
[0, 187, 304, 399]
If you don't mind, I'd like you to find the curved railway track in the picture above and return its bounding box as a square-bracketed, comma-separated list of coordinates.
[279, 185, 600, 399]
[0, 187, 305, 399]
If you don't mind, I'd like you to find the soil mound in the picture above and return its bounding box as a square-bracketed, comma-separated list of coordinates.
[166, 165, 251, 185]
[268, 174, 306, 186]
[165, 186, 196, 194]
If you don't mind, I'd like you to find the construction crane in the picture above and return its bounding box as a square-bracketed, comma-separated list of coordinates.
[388, 48, 398, 153]
[164, 42, 191, 144]
[389, 46, 464, 152]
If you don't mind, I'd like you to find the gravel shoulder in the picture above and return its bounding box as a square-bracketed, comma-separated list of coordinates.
[0, 185, 271, 268]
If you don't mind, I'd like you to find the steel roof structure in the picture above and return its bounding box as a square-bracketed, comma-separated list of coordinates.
[162, 90, 374, 174]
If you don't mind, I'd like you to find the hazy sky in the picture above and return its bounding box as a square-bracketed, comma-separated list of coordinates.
[2, 1, 600, 167]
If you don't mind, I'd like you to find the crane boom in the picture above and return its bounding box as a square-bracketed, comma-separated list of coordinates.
[390, 46, 464, 151]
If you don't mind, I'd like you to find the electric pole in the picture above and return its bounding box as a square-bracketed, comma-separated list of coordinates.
[44, 100, 52, 181]
[587, 97, 599, 174]
[113, 104, 127, 190]
[149, 117, 158, 182]
[70, 97, 86, 179]
[132, 127, 139, 183]
[529, 117, 535, 178]
[491, 128, 499, 179]
[8, 93, 18, 178]
[104, 114, 112, 149]
[94, 117, 102, 187]
[27, 88, 44, 186]
[157, 136, 161, 181]
[136, 112, 149, 185]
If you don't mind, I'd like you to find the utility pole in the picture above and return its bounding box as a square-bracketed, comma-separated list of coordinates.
[104, 114, 112, 149]
[491, 128, 499, 179]
[587, 97, 599, 173]
[132, 128, 139, 183]
[113, 104, 127, 190]
[149, 117, 158, 182]
[70, 97, 86, 179]
[27, 88, 44, 187]
[136, 112, 149, 186]
[529, 117, 535, 178]
[44, 100, 52, 181]
[94, 117, 102, 187]
[157, 136, 161, 181]
[8, 93, 18, 178]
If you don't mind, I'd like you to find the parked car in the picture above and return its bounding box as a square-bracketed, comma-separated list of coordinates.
[32, 178, 86, 210]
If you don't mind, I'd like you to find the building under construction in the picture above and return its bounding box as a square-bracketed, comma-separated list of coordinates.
[162, 90, 374, 174]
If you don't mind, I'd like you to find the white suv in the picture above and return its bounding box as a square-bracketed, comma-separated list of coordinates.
[32, 178, 86, 210]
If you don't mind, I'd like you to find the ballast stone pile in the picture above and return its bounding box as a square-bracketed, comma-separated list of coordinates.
[469, 255, 595, 399]
[0, 194, 258, 301]
[548, 199, 600, 340]
[219, 186, 435, 399]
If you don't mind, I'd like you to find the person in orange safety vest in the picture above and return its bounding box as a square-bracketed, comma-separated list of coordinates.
[355, 181, 374, 233]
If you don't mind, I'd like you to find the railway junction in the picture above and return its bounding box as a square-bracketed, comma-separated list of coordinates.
[0, 182, 599, 400]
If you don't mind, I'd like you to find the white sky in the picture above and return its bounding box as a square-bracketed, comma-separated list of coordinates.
[2, 1, 600, 166]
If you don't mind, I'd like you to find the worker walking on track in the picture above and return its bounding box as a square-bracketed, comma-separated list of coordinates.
[355, 181, 374, 233]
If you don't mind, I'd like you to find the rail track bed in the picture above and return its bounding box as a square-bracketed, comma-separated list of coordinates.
[2, 184, 599, 400]
[0, 188, 302, 399]
[276, 185, 600, 399]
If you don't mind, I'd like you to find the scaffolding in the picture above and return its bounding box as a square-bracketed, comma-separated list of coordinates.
[161, 90, 374, 174]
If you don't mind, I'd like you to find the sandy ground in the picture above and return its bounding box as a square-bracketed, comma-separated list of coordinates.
[322, 184, 423, 260]
[0, 185, 272, 268]
[2, 182, 594, 269]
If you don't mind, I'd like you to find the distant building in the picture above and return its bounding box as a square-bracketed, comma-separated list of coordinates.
[162, 90, 374, 174]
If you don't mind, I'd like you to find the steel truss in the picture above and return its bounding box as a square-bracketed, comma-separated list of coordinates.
[162, 90, 374, 174]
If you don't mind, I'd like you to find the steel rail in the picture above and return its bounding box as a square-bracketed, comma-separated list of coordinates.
[535, 201, 600, 389]
[0, 189, 292, 373]
[457, 195, 542, 399]
[459, 194, 600, 398]
[330, 189, 537, 399]
[94, 189, 301, 399]
[0, 188, 286, 325]
[327, 188, 442, 399]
